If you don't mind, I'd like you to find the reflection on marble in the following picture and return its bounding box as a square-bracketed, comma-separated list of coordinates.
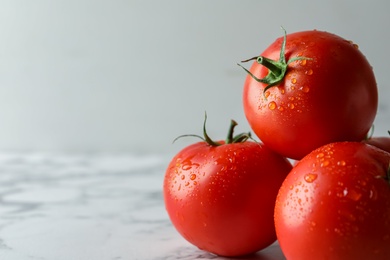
[0, 152, 285, 260]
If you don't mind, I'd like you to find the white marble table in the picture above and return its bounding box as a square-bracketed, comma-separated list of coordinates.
[0, 152, 285, 260]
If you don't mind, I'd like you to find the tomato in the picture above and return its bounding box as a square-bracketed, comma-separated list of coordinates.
[274, 142, 390, 260]
[163, 115, 292, 257]
[240, 28, 378, 160]
[364, 131, 390, 153]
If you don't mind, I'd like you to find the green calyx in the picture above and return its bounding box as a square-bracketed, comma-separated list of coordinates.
[238, 27, 311, 96]
[173, 112, 252, 147]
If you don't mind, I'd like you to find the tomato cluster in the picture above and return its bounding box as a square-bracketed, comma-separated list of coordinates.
[163, 28, 390, 259]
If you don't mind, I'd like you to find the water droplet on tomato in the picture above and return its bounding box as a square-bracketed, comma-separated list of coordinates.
[268, 101, 277, 110]
[305, 69, 313, 75]
[316, 153, 324, 159]
[190, 174, 196, 180]
[278, 106, 284, 111]
[299, 86, 310, 93]
[345, 188, 362, 201]
[291, 78, 297, 84]
[264, 91, 270, 99]
[182, 164, 192, 170]
[288, 103, 295, 109]
[337, 160, 346, 166]
[304, 173, 318, 183]
[369, 188, 378, 200]
[300, 59, 307, 66]
[321, 161, 330, 167]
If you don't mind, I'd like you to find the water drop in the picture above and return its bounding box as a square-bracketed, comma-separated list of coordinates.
[190, 174, 196, 180]
[268, 101, 277, 110]
[181, 175, 185, 180]
[305, 69, 313, 75]
[316, 153, 324, 159]
[321, 161, 330, 167]
[300, 59, 307, 66]
[300, 86, 310, 93]
[288, 103, 295, 109]
[337, 160, 346, 166]
[304, 173, 318, 183]
[182, 164, 192, 170]
[278, 106, 284, 111]
[264, 91, 270, 99]
[369, 187, 378, 200]
[291, 78, 297, 84]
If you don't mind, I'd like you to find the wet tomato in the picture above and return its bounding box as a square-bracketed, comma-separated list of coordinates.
[364, 131, 390, 153]
[163, 116, 292, 257]
[240, 28, 378, 160]
[274, 142, 390, 260]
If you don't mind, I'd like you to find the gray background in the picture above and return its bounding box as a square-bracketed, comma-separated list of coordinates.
[0, 0, 389, 154]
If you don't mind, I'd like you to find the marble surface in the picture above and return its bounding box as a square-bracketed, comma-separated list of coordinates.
[0, 152, 285, 260]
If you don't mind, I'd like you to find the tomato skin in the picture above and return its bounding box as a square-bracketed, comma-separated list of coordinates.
[364, 136, 390, 153]
[275, 142, 390, 260]
[243, 30, 377, 160]
[164, 141, 292, 257]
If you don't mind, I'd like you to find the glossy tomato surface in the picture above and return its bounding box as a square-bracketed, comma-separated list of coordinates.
[164, 141, 292, 257]
[364, 136, 390, 154]
[242, 30, 378, 160]
[275, 142, 390, 260]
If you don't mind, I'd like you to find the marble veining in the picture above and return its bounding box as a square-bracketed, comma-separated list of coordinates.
[0, 152, 285, 260]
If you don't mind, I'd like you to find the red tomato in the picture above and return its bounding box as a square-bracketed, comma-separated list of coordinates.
[274, 142, 390, 260]
[164, 117, 292, 257]
[364, 131, 390, 153]
[240, 29, 378, 160]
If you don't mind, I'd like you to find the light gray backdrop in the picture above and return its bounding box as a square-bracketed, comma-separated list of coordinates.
[0, 0, 389, 155]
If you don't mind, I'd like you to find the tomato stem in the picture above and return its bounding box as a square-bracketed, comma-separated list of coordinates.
[226, 120, 238, 144]
[173, 113, 253, 146]
[202, 113, 222, 147]
[238, 27, 311, 98]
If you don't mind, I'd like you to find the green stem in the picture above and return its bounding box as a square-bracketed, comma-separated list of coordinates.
[173, 113, 253, 146]
[225, 120, 238, 144]
[238, 27, 311, 97]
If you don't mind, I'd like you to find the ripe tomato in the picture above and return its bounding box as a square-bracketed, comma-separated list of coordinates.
[163, 116, 292, 257]
[240, 28, 378, 160]
[364, 131, 390, 153]
[274, 142, 390, 260]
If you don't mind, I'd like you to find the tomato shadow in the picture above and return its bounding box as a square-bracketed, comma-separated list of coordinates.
[210, 242, 286, 260]
[230, 242, 286, 260]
